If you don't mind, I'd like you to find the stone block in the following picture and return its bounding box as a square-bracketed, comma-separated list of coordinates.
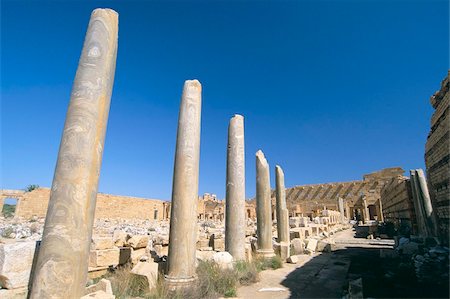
[118, 247, 131, 265]
[306, 239, 318, 252]
[212, 238, 225, 251]
[91, 237, 114, 250]
[85, 278, 113, 296]
[89, 248, 120, 267]
[212, 251, 233, 270]
[291, 238, 304, 255]
[317, 240, 333, 253]
[197, 239, 210, 248]
[131, 248, 147, 264]
[196, 250, 215, 261]
[127, 235, 149, 249]
[113, 230, 130, 247]
[279, 242, 290, 260]
[287, 255, 298, 264]
[0, 241, 36, 289]
[131, 261, 159, 289]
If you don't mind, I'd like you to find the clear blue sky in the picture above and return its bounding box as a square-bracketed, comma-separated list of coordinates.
[1, 0, 448, 200]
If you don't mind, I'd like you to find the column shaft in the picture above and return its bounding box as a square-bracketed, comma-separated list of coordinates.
[166, 80, 202, 286]
[225, 115, 246, 260]
[256, 150, 275, 257]
[275, 165, 289, 243]
[29, 9, 118, 298]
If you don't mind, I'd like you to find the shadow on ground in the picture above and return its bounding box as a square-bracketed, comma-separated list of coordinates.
[280, 246, 449, 299]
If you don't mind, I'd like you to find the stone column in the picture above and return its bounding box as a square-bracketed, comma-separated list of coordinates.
[363, 198, 370, 223]
[416, 169, 437, 235]
[256, 150, 275, 258]
[275, 165, 289, 243]
[225, 115, 246, 261]
[29, 9, 118, 299]
[377, 199, 384, 222]
[338, 197, 345, 223]
[275, 165, 290, 260]
[166, 80, 202, 287]
[410, 170, 428, 236]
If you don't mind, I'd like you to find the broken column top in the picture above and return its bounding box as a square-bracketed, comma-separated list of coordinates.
[232, 114, 244, 120]
[275, 165, 284, 177]
[183, 79, 202, 90]
[92, 8, 119, 17]
[256, 150, 268, 167]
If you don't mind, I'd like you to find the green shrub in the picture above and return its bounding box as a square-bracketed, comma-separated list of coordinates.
[254, 255, 283, 271]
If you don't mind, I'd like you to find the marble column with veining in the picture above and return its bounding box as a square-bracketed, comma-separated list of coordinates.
[416, 169, 437, 236]
[225, 115, 246, 261]
[275, 165, 289, 243]
[256, 150, 275, 258]
[410, 170, 428, 236]
[29, 8, 118, 299]
[165, 80, 202, 287]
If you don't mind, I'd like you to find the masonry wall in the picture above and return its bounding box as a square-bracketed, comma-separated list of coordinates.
[425, 72, 450, 244]
[8, 188, 169, 221]
[380, 176, 416, 234]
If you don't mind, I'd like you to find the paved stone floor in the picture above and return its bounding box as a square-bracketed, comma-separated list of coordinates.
[238, 228, 397, 299]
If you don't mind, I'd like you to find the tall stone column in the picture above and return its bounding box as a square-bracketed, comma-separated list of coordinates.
[29, 9, 118, 298]
[256, 150, 275, 258]
[275, 165, 289, 243]
[416, 169, 437, 235]
[377, 199, 384, 222]
[338, 197, 345, 223]
[225, 115, 246, 261]
[166, 80, 202, 287]
[410, 170, 428, 236]
[363, 197, 370, 223]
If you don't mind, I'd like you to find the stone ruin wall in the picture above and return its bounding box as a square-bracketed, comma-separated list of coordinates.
[1, 188, 170, 221]
[425, 72, 450, 243]
[380, 176, 417, 233]
[277, 167, 405, 220]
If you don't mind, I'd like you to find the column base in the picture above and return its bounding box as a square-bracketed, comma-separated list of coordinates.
[256, 249, 275, 258]
[164, 275, 197, 290]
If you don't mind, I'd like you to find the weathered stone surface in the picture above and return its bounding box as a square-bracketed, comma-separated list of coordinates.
[91, 237, 113, 250]
[166, 80, 202, 286]
[131, 261, 159, 289]
[306, 239, 318, 252]
[213, 251, 234, 270]
[0, 287, 28, 299]
[287, 255, 298, 264]
[127, 235, 149, 249]
[118, 247, 131, 265]
[29, 8, 119, 299]
[275, 166, 290, 244]
[255, 150, 275, 258]
[85, 278, 113, 296]
[196, 250, 215, 261]
[113, 230, 130, 247]
[278, 242, 290, 260]
[130, 248, 147, 265]
[225, 115, 246, 261]
[0, 241, 36, 289]
[317, 240, 333, 252]
[291, 238, 305, 255]
[89, 248, 120, 267]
